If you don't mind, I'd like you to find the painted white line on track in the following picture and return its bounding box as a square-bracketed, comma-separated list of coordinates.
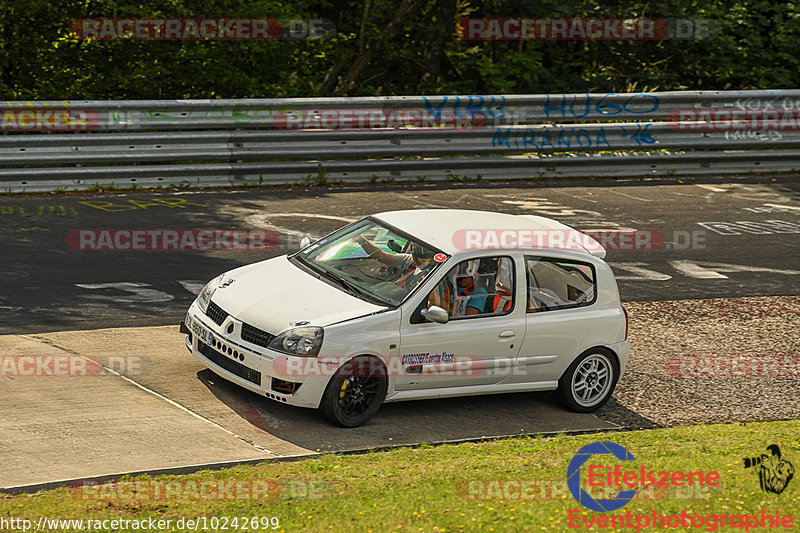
[696, 184, 728, 192]
[604, 189, 654, 202]
[764, 203, 800, 211]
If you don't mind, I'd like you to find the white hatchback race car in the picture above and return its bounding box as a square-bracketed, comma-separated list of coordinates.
[181, 209, 630, 427]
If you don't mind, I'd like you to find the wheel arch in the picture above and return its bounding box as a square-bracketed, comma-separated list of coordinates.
[320, 352, 390, 385]
[318, 353, 390, 427]
[564, 345, 620, 379]
[555, 345, 620, 413]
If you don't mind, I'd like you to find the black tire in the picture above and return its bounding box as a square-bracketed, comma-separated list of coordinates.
[555, 349, 618, 413]
[319, 356, 388, 427]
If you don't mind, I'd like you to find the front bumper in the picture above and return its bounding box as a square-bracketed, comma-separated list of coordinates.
[183, 301, 330, 409]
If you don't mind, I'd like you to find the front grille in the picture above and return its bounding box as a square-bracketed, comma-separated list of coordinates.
[198, 341, 261, 386]
[206, 300, 229, 326]
[241, 322, 276, 348]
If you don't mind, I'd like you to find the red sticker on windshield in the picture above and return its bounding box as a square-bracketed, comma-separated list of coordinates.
[434, 253, 447, 263]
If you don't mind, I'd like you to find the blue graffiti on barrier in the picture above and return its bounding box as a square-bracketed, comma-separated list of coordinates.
[492, 123, 655, 150]
[543, 93, 659, 119]
[422, 95, 506, 120]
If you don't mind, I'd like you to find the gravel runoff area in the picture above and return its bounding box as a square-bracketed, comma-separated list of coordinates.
[597, 295, 800, 429]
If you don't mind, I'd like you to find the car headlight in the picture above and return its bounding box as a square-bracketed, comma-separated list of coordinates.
[197, 274, 224, 313]
[269, 327, 324, 357]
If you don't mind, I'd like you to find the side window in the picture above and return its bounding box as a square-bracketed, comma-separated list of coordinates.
[526, 256, 596, 312]
[427, 256, 515, 318]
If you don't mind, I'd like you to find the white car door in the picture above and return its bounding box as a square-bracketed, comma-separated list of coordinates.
[508, 254, 602, 384]
[394, 254, 524, 391]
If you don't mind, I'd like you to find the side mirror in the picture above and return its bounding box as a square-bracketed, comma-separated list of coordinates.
[299, 236, 311, 249]
[420, 305, 449, 324]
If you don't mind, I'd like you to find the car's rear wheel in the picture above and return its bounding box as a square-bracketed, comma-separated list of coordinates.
[319, 356, 387, 427]
[555, 349, 618, 413]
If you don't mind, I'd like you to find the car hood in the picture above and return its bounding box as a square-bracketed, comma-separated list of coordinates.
[208, 255, 388, 334]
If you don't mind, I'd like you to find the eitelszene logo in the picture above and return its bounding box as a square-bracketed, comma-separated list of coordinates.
[567, 441, 637, 512]
[743, 444, 795, 495]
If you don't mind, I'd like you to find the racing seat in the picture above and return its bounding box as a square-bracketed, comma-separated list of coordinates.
[492, 257, 513, 313]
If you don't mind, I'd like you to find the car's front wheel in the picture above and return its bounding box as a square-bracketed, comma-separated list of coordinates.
[319, 356, 387, 427]
[555, 349, 618, 412]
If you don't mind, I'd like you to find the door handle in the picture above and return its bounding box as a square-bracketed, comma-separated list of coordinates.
[498, 330, 516, 338]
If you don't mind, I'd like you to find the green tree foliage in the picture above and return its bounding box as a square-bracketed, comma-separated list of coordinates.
[0, 0, 798, 99]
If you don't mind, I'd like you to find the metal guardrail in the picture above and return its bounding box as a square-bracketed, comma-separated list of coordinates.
[2, 90, 800, 192]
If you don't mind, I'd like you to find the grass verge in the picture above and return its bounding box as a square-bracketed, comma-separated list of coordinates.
[2, 420, 800, 532]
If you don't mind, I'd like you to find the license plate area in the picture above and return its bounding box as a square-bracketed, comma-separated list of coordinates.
[191, 318, 210, 343]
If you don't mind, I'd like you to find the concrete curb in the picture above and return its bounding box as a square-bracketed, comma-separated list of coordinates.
[1, 424, 630, 495]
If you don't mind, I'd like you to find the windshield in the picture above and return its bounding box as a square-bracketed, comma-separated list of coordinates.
[293, 218, 446, 307]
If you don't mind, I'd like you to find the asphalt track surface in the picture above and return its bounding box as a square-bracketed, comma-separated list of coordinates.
[1, 175, 799, 334]
[1, 175, 800, 488]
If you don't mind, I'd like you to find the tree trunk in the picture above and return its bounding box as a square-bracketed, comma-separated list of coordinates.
[321, 0, 429, 95]
[421, 0, 457, 88]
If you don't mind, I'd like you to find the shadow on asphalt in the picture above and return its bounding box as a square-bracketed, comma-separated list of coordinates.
[197, 369, 633, 453]
[596, 398, 657, 429]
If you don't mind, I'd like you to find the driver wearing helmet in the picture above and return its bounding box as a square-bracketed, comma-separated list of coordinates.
[429, 260, 488, 317]
[450, 260, 488, 316]
[355, 235, 436, 288]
